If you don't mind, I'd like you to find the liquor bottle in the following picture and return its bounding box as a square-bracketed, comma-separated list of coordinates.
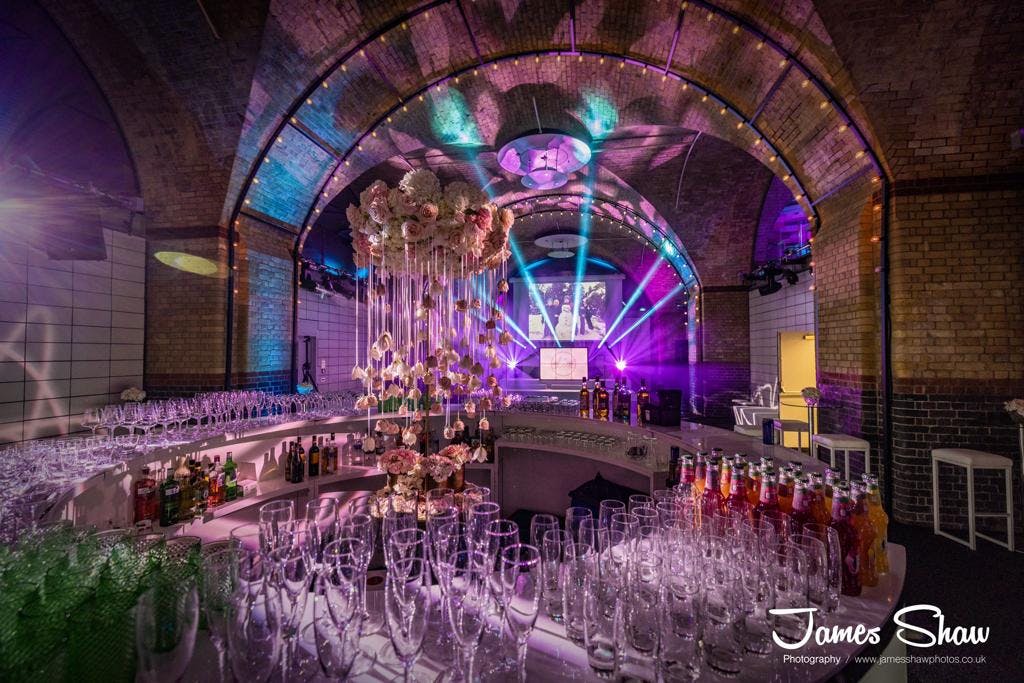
[610, 378, 618, 421]
[789, 477, 814, 535]
[720, 455, 735, 498]
[724, 464, 751, 521]
[777, 467, 795, 515]
[134, 466, 158, 524]
[223, 452, 237, 501]
[865, 477, 889, 574]
[636, 379, 650, 427]
[852, 485, 878, 588]
[294, 439, 305, 483]
[596, 380, 610, 421]
[207, 463, 221, 507]
[693, 451, 707, 498]
[159, 468, 180, 527]
[175, 458, 193, 521]
[194, 465, 210, 515]
[752, 472, 780, 527]
[675, 454, 695, 500]
[700, 460, 725, 524]
[309, 436, 320, 477]
[284, 441, 294, 483]
[579, 377, 590, 418]
[667, 446, 681, 488]
[591, 377, 599, 417]
[618, 380, 631, 424]
[330, 433, 340, 473]
[829, 487, 861, 596]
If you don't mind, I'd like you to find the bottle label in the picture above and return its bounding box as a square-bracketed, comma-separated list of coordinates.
[163, 485, 179, 496]
[136, 487, 153, 496]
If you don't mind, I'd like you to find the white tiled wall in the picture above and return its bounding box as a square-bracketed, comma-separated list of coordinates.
[0, 229, 145, 443]
[748, 280, 815, 395]
[296, 292, 361, 393]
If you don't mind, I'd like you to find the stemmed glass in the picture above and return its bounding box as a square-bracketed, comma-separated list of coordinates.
[270, 545, 311, 678]
[466, 501, 499, 555]
[200, 549, 234, 682]
[314, 562, 361, 679]
[228, 574, 281, 682]
[541, 529, 570, 623]
[303, 498, 337, 571]
[258, 500, 295, 554]
[385, 557, 430, 683]
[445, 549, 488, 683]
[500, 544, 542, 683]
[135, 582, 200, 682]
[565, 507, 593, 543]
[529, 513, 559, 551]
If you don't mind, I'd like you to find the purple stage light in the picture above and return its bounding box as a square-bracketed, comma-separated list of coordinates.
[615, 359, 627, 371]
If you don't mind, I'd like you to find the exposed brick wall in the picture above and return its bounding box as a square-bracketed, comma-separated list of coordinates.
[145, 229, 227, 395]
[230, 215, 295, 390]
[695, 286, 751, 422]
[889, 185, 1024, 529]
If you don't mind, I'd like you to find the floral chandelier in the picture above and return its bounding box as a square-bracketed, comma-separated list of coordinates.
[347, 169, 514, 450]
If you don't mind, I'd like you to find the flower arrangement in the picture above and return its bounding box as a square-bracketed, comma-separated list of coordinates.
[1004, 399, 1024, 424]
[347, 170, 512, 275]
[120, 387, 146, 402]
[422, 454, 458, 482]
[437, 443, 471, 466]
[801, 387, 822, 407]
[378, 447, 419, 475]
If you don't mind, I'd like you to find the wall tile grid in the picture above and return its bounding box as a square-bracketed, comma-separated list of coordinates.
[296, 292, 362, 394]
[0, 229, 145, 444]
[748, 279, 816, 394]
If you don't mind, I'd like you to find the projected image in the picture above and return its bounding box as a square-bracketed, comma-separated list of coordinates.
[539, 348, 589, 380]
[528, 281, 607, 341]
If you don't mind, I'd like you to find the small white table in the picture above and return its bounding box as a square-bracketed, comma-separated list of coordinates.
[812, 433, 871, 480]
[931, 448, 1015, 551]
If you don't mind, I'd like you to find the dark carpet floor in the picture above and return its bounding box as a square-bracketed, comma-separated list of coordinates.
[889, 522, 1023, 682]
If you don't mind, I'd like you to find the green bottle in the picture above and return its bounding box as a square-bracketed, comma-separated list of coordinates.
[223, 451, 238, 501]
[159, 468, 180, 527]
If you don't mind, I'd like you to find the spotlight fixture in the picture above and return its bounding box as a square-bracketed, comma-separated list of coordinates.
[615, 359, 627, 371]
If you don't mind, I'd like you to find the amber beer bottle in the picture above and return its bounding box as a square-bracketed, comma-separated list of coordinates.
[830, 486, 862, 596]
[789, 477, 814, 535]
[700, 460, 726, 524]
[865, 477, 889, 574]
[852, 485, 878, 587]
[579, 377, 590, 418]
[724, 465, 751, 521]
[752, 472, 780, 527]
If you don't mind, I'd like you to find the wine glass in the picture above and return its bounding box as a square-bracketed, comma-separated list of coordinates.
[135, 582, 199, 682]
[312, 569, 360, 679]
[258, 500, 296, 554]
[228, 580, 281, 682]
[565, 507, 593, 544]
[200, 550, 234, 682]
[270, 545, 310, 678]
[385, 557, 430, 683]
[500, 544, 542, 683]
[529, 513, 559, 551]
[445, 549, 489, 683]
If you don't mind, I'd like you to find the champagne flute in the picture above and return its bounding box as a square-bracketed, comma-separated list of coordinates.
[500, 544, 542, 683]
[385, 557, 430, 683]
[445, 549, 488, 683]
[135, 582, 200, 682]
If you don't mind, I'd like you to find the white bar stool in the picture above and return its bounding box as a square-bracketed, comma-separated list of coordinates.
[931, 448, 1015, 551]
[812, 433, 871, 480]
[772, 418, 809, 451]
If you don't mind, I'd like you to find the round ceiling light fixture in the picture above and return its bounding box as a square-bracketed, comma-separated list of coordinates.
[535, 232, 586, 259]
[498, 132, 592, 190]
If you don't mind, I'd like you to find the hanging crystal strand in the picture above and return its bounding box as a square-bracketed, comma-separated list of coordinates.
[366, 258, 374, 434]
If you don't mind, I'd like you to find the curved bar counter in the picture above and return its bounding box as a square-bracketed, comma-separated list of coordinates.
[39, 412, 905, 682]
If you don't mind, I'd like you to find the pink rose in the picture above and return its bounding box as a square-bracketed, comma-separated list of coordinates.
[419, 203, 439, 221]
[402, 219, 429, 242]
